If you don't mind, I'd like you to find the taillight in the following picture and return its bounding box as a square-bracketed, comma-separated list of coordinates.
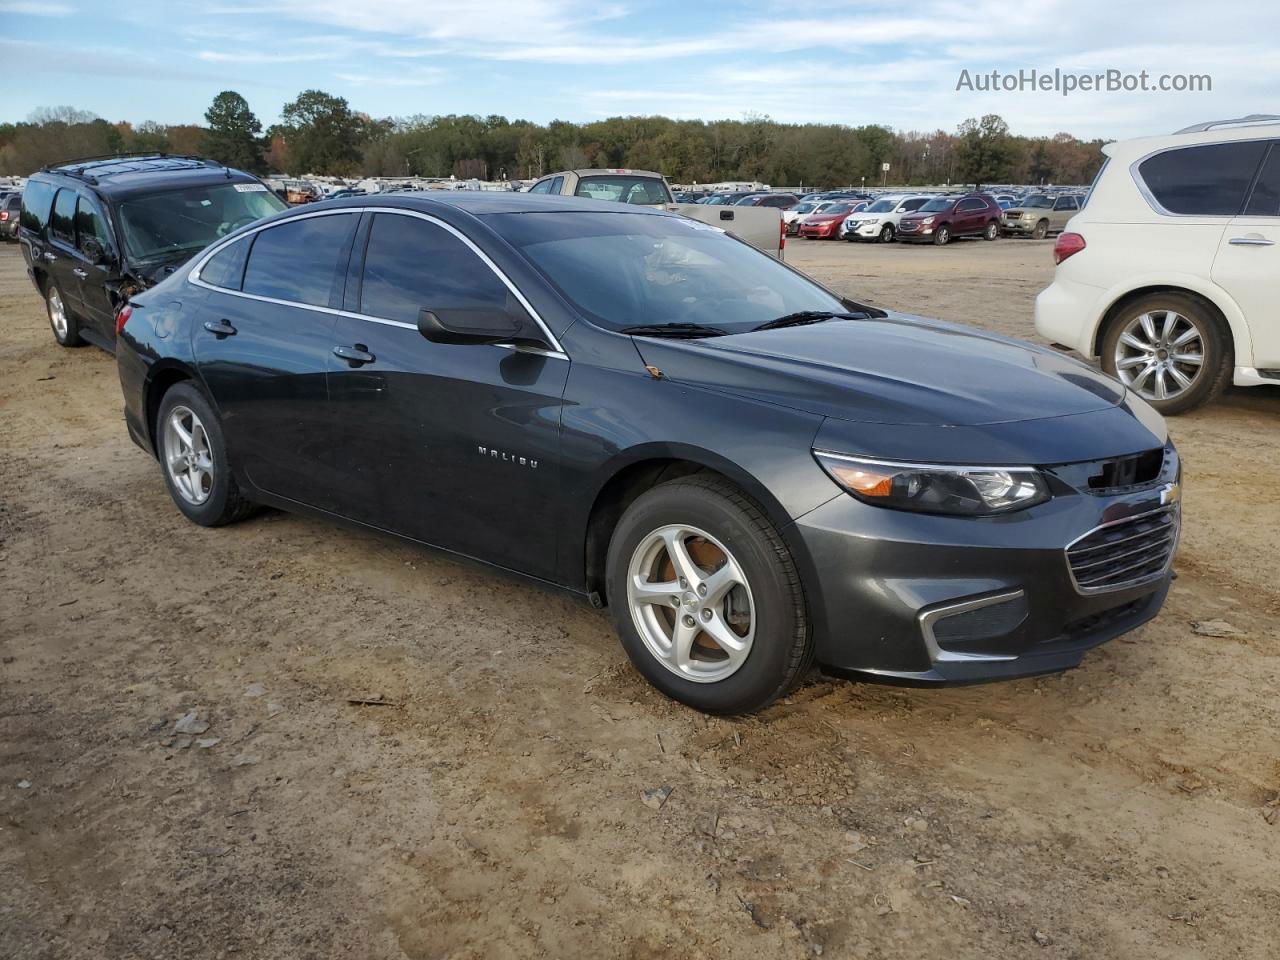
[779, 216, 786, 252]
[1054, 232, 1086, 265]
[115, 303, 133, 337]
[0, 211, 8, 221]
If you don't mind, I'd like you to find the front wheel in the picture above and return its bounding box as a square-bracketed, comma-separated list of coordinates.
[1100, 293, 1232, 414]
[606, 476, 812, 714]
[932, 225, 951, 246]
[983, 220, 999, 241]
[879, 224, 895, 243]
[156, 382, 256, 526]
[1032, 219, 1048, 240]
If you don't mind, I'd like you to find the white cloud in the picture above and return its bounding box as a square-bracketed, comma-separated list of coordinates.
[0, 0, 72, 13]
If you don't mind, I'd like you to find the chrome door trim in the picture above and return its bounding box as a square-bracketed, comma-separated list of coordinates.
[187, 205, 568, 359]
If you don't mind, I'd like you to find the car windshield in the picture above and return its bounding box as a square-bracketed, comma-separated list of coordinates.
[1020, 195, 1054, 208]
[117, 182, 286, 262]
[490, 211, 845, 334]
[573, 175, 671, 205]
[865, 199, 896, 213]
[793, 202, 816, 213]
[919, 198, 956, 212]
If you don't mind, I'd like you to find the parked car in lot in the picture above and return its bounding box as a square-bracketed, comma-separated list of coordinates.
[1003, 193, 1079, 239]
[841, 195, 932, 243]
[116, 192, 1180, 713]
[897, 193, 1003, 245]
[20, 154, 286, 352]
[531, 168, 783, 256]
[1036, 114, 1280, 414]
[798, 201, 864, 239]
[783, 200, 835, 235]
[735, 193, 799, 209]
[0, 192, 21, 241]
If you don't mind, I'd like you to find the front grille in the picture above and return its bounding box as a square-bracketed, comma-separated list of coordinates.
[1066, 507, 1178, 593]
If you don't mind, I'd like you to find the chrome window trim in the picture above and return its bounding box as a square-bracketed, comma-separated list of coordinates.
[187, 205, 568, 359]
[1128, 136, 1277, 218]
[917, 590, 1024, 664]
[813, 450, 1039, 473]
[1064, 504, 1180, 596]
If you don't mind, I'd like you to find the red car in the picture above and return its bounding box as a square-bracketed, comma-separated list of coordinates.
[896, 193, 1002, 245]
[797, 201, 865, 240]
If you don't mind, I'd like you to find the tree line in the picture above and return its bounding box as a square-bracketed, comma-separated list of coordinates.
[0, 91, 1107, 188]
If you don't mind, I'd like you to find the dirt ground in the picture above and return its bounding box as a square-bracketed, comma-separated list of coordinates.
[2, 236, 1278, 960]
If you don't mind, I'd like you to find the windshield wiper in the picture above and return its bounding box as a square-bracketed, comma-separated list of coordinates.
[618, 323, 730, 339]
[751, 310, 869, 331]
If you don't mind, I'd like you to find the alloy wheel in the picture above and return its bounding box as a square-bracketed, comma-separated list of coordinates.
[48, 289, 67, 339]
[1114, 309, 1205, 402]
[163, 405, 215, 505]
[626, 524, 755, 683]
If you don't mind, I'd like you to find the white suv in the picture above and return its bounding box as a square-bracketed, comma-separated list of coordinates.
[841, 195, 931, 242]
[1035, 115, 1280, 414]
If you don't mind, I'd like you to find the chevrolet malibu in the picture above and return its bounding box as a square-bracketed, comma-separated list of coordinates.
[116, 193, 1181, 714]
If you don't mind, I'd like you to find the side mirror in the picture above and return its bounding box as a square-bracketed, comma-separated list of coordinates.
[418, 305, 547, 348]
[82, 237, 111, 266]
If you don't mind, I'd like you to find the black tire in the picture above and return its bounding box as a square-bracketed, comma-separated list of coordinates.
[605, 475, 812, 715]
[1099, 292, 1232, 415]
[45, 282, 84, 347]
[983, 220, 999, 241]
[155, 382, 256, 526]
[932, 225, 951, 246]
[1032, 219, 1048, 240]
[879, 224, 895, 243]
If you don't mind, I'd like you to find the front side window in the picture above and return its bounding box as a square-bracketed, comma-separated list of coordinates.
[490, 211, 845, 334]
[528, 179, 553, 194]
[919, 198, 955, 213]
[956, 199, 984, 212]
[50, 188, 77, 245]
[1137, 141, 1267, 216]
[242, 213, 356, 308]
[117, 181, 287, 263]
[549, 176, 565, 194]
[574, 175, 671, 205]
[867, 200, 897, 213]
[359, 213, 512, 324]
[75, 194, 115, 260]
[1054, 197, 1079, 211]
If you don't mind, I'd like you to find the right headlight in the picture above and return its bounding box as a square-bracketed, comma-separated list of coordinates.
[813, 451, 1050, 516]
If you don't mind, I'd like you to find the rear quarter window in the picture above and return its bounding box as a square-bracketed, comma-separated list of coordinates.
[20, 180, 55, 233]
[242, 213, 357, 307]
[199, 239, 250, 290]
[1137, 141, 1268, 215]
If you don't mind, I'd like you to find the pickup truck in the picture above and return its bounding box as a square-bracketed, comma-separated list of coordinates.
[526, 168, 784, 257]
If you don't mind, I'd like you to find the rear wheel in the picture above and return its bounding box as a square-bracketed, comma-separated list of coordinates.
[46, 283, 84, 347]
[1032, 219, 1048, 240]
[932, 225, 951, 246]
[157, 382, 256, 526]
[1100, 292, 1232, 414]
[606, 476, 812, 714]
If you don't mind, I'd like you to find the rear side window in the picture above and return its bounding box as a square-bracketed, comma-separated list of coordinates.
[902, 198, 929, 211]
[1243, 144, 1280, 216]
[200, 239, 250, 290]
[20, 179, 54, 232]
[242, 213, 356, 307]
[50, 189, 77, 245]
[359, 213, 512, 324]
[1137, 141, 1267, 215]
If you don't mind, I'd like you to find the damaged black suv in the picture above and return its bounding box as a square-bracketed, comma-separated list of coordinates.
[19, 154, 285, 351]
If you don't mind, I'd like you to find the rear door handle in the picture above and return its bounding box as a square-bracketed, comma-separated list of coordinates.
[203, 319, 237, 337]
[1229, 235, 1275, 246]
[333, 344, 375, 365]
[72, 268, 88, 279]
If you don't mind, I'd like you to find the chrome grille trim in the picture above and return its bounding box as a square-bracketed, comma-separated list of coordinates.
[1065, 506, 1179, 595]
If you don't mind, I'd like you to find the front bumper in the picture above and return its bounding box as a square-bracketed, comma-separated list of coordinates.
[896, 223, 934, 242]
[799, 225, 838, 239]
[1002, 218, 1039, 235]
[792, 448, 1180, 684]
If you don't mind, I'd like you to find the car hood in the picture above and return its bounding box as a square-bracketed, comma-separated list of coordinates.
[803, 213, 846, 223]
[629, 313, 1127, 428]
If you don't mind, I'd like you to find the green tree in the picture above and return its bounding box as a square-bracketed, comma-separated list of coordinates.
[203, 91, 265, 172]
[275, 89, 367, 175]
[954, 114, 1016, 188]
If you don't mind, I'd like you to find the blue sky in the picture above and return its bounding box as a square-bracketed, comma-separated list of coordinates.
[2, 0, 1275, 139]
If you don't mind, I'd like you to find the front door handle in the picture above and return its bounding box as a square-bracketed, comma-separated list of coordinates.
[203, 319, 237, 337]
[1229, 234, 1274, 246]
[72, 268, 88, 279]
[333, 344, 375, 366]
[42, 251, 56, 262]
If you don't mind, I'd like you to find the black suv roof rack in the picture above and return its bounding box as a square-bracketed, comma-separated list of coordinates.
[42, 154, 228, 185]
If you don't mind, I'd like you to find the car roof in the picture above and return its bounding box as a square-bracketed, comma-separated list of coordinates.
[34, 155, 261, 196]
